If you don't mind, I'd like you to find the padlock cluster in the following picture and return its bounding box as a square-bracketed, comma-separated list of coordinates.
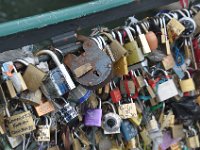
[1, 4, 200, 150]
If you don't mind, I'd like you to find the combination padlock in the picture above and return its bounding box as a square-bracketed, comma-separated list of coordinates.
[84, 97, 102, 127]
[102, 101, 122, 134]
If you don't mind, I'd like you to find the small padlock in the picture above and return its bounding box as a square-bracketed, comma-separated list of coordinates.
[152, 69, 178, 102]
[133, 70, 145, 88]
[113, 56, 128, 77]
[162, 55, 175, 70]
[139, 128, 152, 145]
[34, 99, 55, 117]
[1, 61, 27, 93]
[84, 97, 102, 127]
[20, 89, 42, 105]
[136, 25, 151, 54]
[2, 80, 16, 99]
[47, 129, 60, 150]
[35, 116, 51, 142]
[68, 85, 91, 104]
[120, 76, 135, 96]
[120, 119, 138, 141]
[15, 59, 46, 92]
[5, 102, 36, 137]
[123, 27, 144, 66]
[185, 127, 200, 148]
[102, 101, 122, 134]
[101, 32, 127, 62]
[118, 98, 137, 119]
[54, 97, 78, 124]
[179, 70, 195, 92]
[146, 116, 159, 132]
[36, 50, 76, 99]
[6, 135, 23, 149]
[110, 81, 122, 103]
[171, 124, 185, 139]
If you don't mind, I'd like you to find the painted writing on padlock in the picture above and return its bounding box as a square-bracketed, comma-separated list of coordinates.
[102, 101, 122, 134]
[84, 97, 102, 127]
[110, 81, 122, 103]
[118, 98, 137, 119]
[36, 50, 75, 99]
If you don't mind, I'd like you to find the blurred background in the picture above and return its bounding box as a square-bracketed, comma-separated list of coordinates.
[0, 0, 92, 23]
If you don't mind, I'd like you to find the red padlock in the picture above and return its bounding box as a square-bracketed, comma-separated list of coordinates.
[110, 81, 122, 103]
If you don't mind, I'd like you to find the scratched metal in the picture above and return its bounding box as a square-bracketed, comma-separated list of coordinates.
[64, 39, 113, 89]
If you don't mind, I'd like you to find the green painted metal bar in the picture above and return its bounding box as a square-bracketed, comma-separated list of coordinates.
[0, 0, 133, 37]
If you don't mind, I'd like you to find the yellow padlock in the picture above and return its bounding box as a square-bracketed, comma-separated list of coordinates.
[179, 70, 195, 92]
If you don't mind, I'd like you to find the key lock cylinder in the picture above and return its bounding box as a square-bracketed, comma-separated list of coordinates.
[102, 101, 122, 134]
[35, 50, 76, 99]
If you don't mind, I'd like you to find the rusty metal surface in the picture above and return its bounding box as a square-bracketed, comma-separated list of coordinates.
[64, 37, 112, 89]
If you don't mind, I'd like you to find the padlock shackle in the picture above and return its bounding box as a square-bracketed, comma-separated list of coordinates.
[97, 97, 102, 108]
[124, 27, 134, 42]
[15, 59, 29, 66]
[152, 69, 169, 80]
[136, 25, 142, 35]
[117, 31, 123, 45]
[100, 32, 114, 41]
[102, 101, 116, 114]
[35, 50, 61, 66]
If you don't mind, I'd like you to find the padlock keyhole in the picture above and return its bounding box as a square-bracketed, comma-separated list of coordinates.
[93, 70, 100, 77]
[107, 119, 116, 128]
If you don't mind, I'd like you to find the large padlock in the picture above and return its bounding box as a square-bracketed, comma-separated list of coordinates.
[84, 97, 102, 127]
[185, 127, 200, 148]
[179, 70, 195, 92]
[1, 61, 27, 93]
[118, 98, 137, 119]
[124, 27, 144, 66]
[15, 59, 46, 92]
[152, 69, 178, 102]
[54, 97, 78, 124]
[68, 84, 91, 104]
[102, 101, 122, 134]
[64, 35, 112, 89]
[36, 50, 76, 99]
[120, 119, 138, 141]
[35, 116, 51, 142]
[101, 32, 127, 62]
[5, 102, 36, 137]
[110, 81, 122, 103]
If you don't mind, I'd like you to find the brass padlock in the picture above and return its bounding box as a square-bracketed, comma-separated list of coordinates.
[3, 80, 16, 98]
[162, 55, 175, 70]
[171, 124, 185, 139]
[179, 70, 195, 92]
[123, 27, 144, 66]
[113, 56, 128, 76]
[101, 32, 127, 62]
[5, 102, 36, 137]
[16, 59, 46, 92]
[20, 89, 42, 105]
[185, 127, 200, 148]
[140, 128, 152, 145]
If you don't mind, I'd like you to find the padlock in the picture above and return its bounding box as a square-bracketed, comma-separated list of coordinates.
[3, 80, 17, 98]
[0, 114, 6, 134]
[118, 98, 137, 119]
[84, 97, 102, 127]
[102, 101, 122, 134]
[144, 79, 156, 99]
[1, 61, 27, 93]
[120, 119, 138, 141]
[170, 143, 182, 150]
[5, 102, 36, 137]
[152, 69, 178, 102]
[15, 59, 46, 92]
[47, 129, 60, 150]
[162, 55, 175, 70]
[113, 56, 128, 76]
[101, 32, 127, 62]
[123, 27, 144, 66]
[120, 76, 135, 96]
[35, 116, 51, 142]
[146, 116, 159, 132]
[179, 70, 195, 92]
[68, 84, 91, 104]
[133, 70, 145, 88]
[54, 97, 78, 124]
[110, 81, 122, 103]
[140, 128, 152, 145]
[20, 89, 42, 105]
[141, 23, 158, 51]
[185, 127, 200, 148]
[171, 124, 185, 139]
[136, 25, 151, 54]
[34, 98, 55, 117]
[6, 135, 23, 149]
[36, 50, 76, 99]
[167, 18, 185, 43]
[0, 135, 12, 150]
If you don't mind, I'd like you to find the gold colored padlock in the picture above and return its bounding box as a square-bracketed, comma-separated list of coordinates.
[113, 56, 128, 77]
[179, 70, 195, 92]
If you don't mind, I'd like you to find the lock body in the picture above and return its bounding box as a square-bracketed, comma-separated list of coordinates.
[186, 135, 200, 148]
[36, 125, 50, 142]
[113, 56, 128, 76]
[110, 85, 122, 103]
[120, 120, 137, 141]
[118, 102, 137, 119]
[34, 100, 55, 116]
[179, 78, 195, 92]
[84, 109, 102, 127]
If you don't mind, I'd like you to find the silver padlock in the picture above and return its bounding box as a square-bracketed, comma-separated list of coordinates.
[102, 101, 122, 134]
[36, 50, 76, 99]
